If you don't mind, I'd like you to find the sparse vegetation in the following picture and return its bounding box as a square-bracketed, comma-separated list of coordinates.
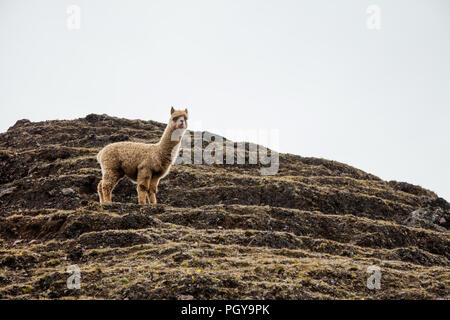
[0, 114, 448, 300]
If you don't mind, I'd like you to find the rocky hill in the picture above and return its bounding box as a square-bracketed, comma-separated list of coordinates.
[0, 114, 448, 299]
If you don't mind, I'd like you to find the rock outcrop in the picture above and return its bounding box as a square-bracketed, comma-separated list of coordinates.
[0, 115, 448, 299]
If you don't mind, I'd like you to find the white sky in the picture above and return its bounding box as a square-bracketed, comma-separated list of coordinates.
[0, 0, 449, 200]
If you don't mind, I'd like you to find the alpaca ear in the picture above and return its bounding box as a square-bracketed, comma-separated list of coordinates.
[184, 108, 188, 114]
[170, 106, 175, 114]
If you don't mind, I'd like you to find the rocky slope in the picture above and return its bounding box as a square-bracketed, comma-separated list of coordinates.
[0, 114, 448, 299]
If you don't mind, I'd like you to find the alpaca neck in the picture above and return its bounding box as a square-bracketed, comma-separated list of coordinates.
[156, 124, 184, 165]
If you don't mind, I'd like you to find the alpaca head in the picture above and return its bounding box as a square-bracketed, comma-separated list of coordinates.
[170, 106, 188, 130]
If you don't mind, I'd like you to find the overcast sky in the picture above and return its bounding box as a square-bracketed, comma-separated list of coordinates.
[1, 0, 449, 200]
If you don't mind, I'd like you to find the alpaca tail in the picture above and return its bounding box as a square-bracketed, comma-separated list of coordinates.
[96, 148, 104, 163]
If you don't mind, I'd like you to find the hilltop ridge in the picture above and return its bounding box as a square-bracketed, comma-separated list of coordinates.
[0, 114, 448, 299]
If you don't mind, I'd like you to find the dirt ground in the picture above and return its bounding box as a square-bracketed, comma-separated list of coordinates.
[0, 114, 448, 299]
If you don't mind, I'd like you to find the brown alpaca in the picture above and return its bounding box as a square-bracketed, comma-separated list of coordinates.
[97, 107, 188, 204]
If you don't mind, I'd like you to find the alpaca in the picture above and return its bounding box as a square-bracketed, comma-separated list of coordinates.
[97, 107, 188, 204]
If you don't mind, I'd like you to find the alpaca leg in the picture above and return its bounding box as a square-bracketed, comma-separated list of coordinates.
[148, 177, 160, 204]
[148, 192, 157, 204]
[102, 169, 123, 203]
[97, 180, 105, 203]
[137, 170, 152, 205]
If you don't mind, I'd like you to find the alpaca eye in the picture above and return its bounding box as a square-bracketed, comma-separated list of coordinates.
[173, 117, 179, 122]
